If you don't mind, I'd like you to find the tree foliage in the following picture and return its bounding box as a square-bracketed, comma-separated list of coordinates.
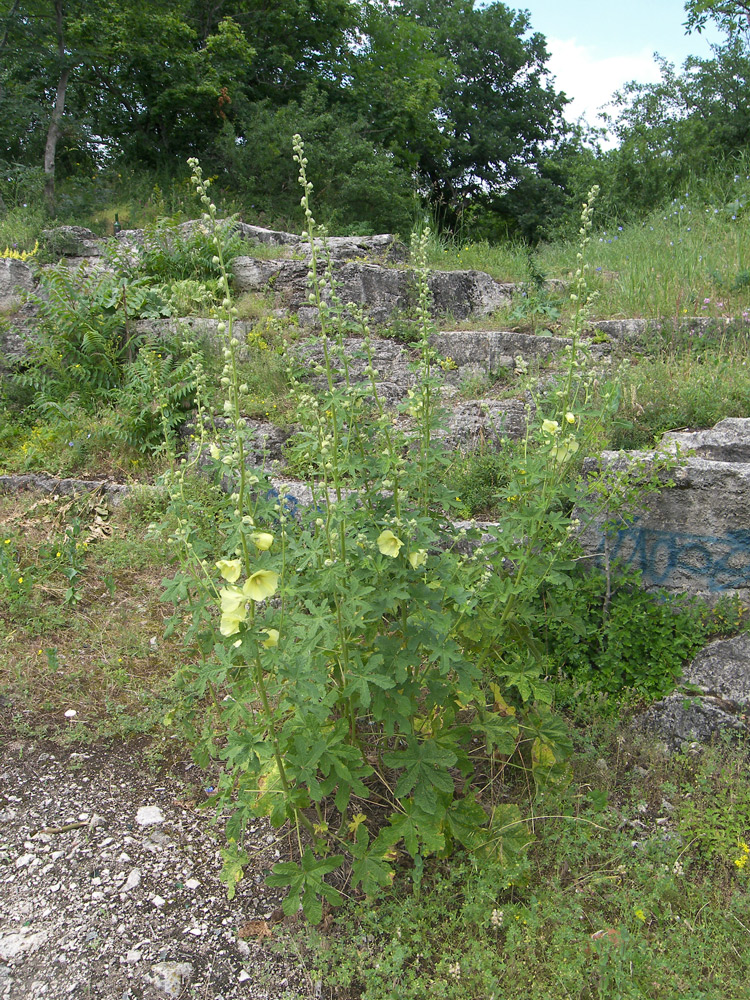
[684, 0, 750, 36]
[0, 0, 571, 234]
[596, 38, 750, 220]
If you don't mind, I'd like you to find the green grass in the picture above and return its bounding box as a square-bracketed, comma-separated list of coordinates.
[306, 722, 750, 1000]
[0, 204, 46, 254]
[427, 175, 750, 327]
[0, 489, 183, 739]
[607, 334, 750, 450]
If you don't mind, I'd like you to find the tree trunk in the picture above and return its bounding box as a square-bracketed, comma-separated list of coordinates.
[43, 0, 69, 214]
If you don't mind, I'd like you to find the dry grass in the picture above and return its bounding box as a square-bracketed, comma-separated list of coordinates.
[0, 489, 189, 738]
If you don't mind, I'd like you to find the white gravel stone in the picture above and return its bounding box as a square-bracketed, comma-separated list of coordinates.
[145, 961, 194, 998]
[0, 929, 49, 961]
[135, 806, 164, 826]
[123, 869, 141, 891]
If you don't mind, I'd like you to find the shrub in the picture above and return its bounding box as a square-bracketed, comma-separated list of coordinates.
[157, 158, 629, 924]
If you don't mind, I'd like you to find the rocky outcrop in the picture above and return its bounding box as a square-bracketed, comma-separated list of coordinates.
[187, 417, 294, 469]
[292, 335, 422, 405]
[441, 398, 531, 449]
[637, 634, 750, 749]
[580, 452, 750, 600]
[588, 316, 749, 343]
[231, 257, 515, 324]
[234, 224, 407, 263]
[661, 417, 750, 464]
[0, 259, 34, 311]
[431, 330, 570, 368]
[0, 473, 130, 501]
[41, 226, 102, 258]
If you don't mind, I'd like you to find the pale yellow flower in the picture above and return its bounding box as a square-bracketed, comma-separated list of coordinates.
[216, 558, 242, 583]
[542, 419, 560, 435]
[219, 585, 248, 636]
[551, 437, 580, 465]
[209, 442, 221, 460]
[261, 628, 279, 648]
[565, 411, 576, 424]
[250, 531, 274, 551]
[243, 570, 279, 602]
[377, 530, 403, 557]
[408, 549, 428, 569]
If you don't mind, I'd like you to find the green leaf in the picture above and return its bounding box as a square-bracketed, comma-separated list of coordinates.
[350, 825, 394, 896]
[383, 738, 457, 815]
[374, 798, 447, 858]
[477, 804, 534, 864]
[471, 711, 520, 755]
[267, 848, 344, 924]
[219, 844, 250, 902]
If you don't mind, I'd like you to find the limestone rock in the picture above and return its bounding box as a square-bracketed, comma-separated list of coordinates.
[0, 473, 130, 502]
[0, 927, 49, 962]
[234, 222, 300, 247]
[231, 257, 514, 324]
[636, 634, 750, 749]
[588, 316, 747, 344]
[442, 398, 531, 449]
[292, 335, 420, 405]
[578, 443, 750, 601]
[637, 692, 747, 751]
[431, 330, 570, 369]
[683, 633, 750, 703]
[188, 416, 294, 470]
[144, 961, 194, 998]
[427, 270, 513, 319]
[233, 223, 407, 263]
[661, 417, 750, 464]
[0, 258, 34, 310]
[42, 226, 101, 257]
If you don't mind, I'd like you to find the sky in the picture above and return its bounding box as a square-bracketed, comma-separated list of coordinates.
[511, 0, 726, 135]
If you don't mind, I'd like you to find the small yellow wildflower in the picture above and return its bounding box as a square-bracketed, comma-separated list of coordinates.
[407, 549, 428, 569]
[634, 908, 646, 922]
[734, 839, 750, 869]
[348, 813, 368, 834]
[216, 558, 242, 583]
[260, 628, 279, 648]
[377, 530, 403, 557]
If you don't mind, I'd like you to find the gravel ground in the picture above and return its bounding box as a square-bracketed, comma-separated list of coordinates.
[0, 730, 318, 1000]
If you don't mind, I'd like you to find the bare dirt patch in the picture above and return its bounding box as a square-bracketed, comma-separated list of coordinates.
[0, 730, 316, 1000]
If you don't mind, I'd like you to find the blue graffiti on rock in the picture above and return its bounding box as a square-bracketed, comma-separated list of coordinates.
[601, 523, 750, 592]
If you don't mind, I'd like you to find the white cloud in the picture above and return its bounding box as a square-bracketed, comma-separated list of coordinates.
[546, 36, 666, 134]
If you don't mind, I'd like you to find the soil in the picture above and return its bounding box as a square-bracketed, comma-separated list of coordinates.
[0, 723, 317, 1000]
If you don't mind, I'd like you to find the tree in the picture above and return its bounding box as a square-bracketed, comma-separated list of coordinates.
[598, 38, 750, 219]
[684, 0, 750, 36]
[0, 0, 258, 201]
[394, 0, 568, 231]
